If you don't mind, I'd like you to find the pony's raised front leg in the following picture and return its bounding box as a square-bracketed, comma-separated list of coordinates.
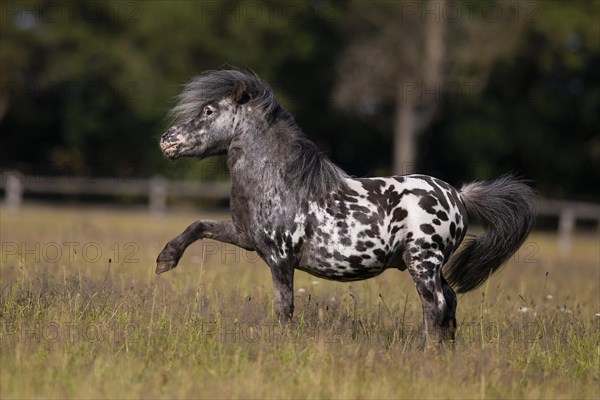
[156, 220, 254, 274]
[268, 263, 295, 324]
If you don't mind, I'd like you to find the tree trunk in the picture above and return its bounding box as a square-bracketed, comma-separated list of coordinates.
[392, 0, 447, 175]
[423, 0, 446, 98]
[393, 85, 417, 175]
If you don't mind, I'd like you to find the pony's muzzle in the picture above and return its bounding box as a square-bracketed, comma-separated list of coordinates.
[160, 127, 182, 159]
[161, 127, 176, 140]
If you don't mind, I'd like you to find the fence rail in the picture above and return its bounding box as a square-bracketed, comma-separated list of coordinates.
[1, 170, 598, 255]
[0, 171, 230, 214]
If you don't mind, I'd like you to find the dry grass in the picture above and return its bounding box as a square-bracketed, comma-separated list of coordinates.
[1, 205, 598, 399]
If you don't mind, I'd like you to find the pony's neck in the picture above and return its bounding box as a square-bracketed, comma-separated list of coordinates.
[227, 117, 347, 199]
[227, 118, 299, 176]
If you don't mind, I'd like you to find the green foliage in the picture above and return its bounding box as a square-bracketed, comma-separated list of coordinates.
[0, 0, 345, 179]
[421, 1, 600, 198]
[0, 0, 598, 198]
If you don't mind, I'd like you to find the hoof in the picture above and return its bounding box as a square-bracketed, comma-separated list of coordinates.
[155, 260, 177, 274]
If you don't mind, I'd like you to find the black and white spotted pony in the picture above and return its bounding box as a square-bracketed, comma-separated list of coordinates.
[157, 70, 535, 346]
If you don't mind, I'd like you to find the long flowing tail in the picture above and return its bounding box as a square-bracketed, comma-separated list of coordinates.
[445, 176, 536, 293]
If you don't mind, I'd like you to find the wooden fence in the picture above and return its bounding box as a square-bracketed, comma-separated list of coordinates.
[0, 170, 230, 214]
[1, 170, 598, 255]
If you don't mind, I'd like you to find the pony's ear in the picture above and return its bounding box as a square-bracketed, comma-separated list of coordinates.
[231, 80, 251, 104]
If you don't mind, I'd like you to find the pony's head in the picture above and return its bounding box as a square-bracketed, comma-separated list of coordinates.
[160, 70, 281, 160]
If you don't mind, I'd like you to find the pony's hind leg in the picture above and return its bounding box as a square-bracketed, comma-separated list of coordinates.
[441, 276, 457, 342]
[404, 247, 450, 348]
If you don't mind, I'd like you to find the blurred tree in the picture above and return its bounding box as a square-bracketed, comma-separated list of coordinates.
[0, 0, 346, 179]
[1, 1, 166, 175]
[421, 0, 600, 199]
[334, 0, 525, 174]
[0, 0, 598, 199]
[334, 0, 599, 199]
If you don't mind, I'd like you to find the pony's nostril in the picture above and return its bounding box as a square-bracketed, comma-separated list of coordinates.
[162, 128, 175, 140]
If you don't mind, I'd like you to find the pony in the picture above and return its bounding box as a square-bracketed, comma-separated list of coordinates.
[156, 70, 535, 346]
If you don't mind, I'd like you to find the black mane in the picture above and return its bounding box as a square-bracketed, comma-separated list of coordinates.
[170, 69, 348, 198]
[285, 129, 349, 199]
[170, 70, 283, 124]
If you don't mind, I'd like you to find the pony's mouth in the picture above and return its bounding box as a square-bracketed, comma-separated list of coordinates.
[161, 141, 201, 160]
[160, 141, 181, 159]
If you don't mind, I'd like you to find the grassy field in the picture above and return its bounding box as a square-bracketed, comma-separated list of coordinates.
[1, 204, 598, 399]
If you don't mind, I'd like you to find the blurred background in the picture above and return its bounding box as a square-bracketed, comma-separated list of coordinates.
[1, 3, 599, 396]
[1, 0, 598, 204]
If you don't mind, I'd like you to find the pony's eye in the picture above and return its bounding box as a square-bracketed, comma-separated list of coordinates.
[204, 106, 213, 116]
